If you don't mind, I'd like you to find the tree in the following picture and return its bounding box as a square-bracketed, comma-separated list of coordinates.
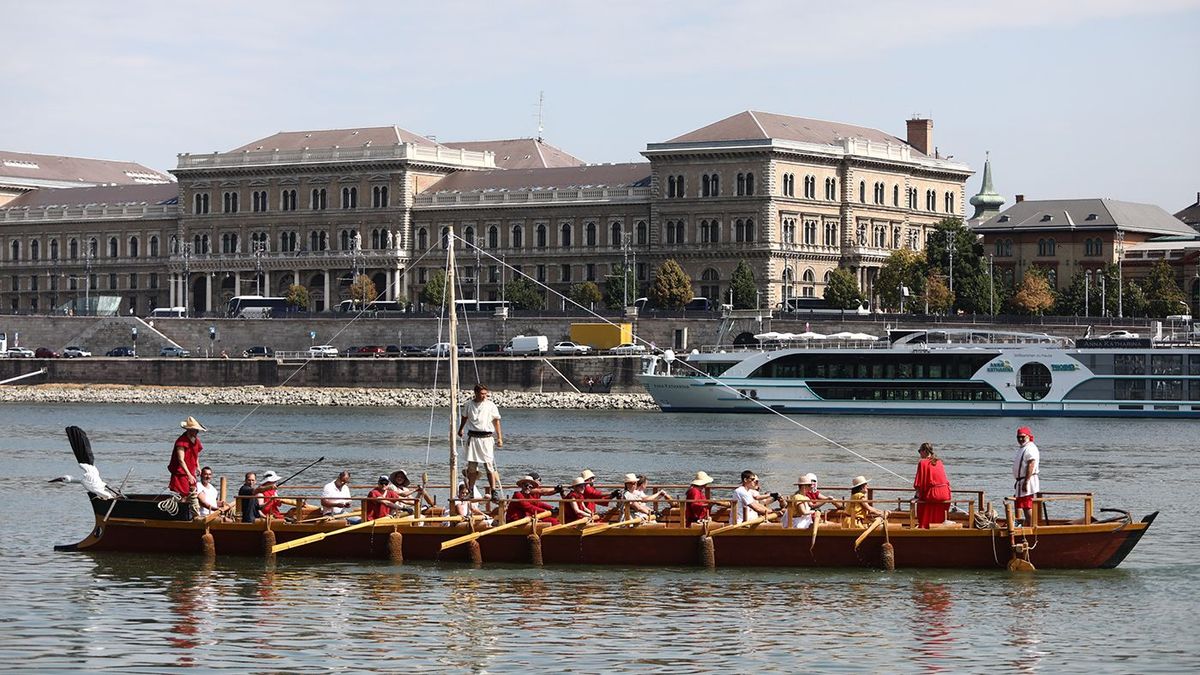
[729, 260, 758, 309]
[1055, 271, 1089, 316]
[876, 249, 925, 311]
[567, 281, 603, 309]
[649, 259, 692, 309]
[1140, 260, 1188, 317]
[503, 276, 544, 310]
[924, 218, 989, 313]
[604, 263, 636, 309]
[420, 269, 447, 309]
[1013, 267, 1055, 315]
[823, 268, 862, 309]
[922, 274, 953, 314]
[285, 284, 310, 311]
[348, 274, 377, 308]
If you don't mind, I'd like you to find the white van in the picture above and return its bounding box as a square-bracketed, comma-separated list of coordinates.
[504, 335, 549, 355]
[149, 307, 187, 318]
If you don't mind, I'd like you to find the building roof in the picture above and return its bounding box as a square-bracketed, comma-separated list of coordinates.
[663, 110, 928, 157]
[442, 138, 584, 169]
[425, 162, 650, 194]
[229, 125, 440, 153]
[1, 183, 179, 209]
[1175, 192, 1200, 230]
[974, 198, 1199, 237]
[0, 150, 171, 187]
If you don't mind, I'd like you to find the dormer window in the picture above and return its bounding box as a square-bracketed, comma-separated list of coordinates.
[998, 215, 1010, 222]
[1085, 213, 1098, 221]
[1040, 214, 1052, 222]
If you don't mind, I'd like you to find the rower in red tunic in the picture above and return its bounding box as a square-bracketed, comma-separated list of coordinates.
[167, 416, 206, 497]
[504, 475, 558, 525]
[913, 442, 952, 528]
[258, 470, 285, 519]
[684, 471, 715, 525]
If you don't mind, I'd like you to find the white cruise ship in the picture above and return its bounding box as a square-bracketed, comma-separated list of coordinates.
[639, 328, 1200, 418]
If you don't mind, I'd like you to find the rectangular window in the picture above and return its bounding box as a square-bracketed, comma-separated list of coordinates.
[1115, 380, 1145, 400]
[1152, 380, 1183, 400]
[586, 263, 595, 282]
[30, 275, 38, 291]
[1114, 354, 1145, 375]
[1151, 355, 1183, 375]
[109, 273, 117, 290]
[129, 273, 138, 289]
[560, 264, 571, 282]
[1190, 354, 1200, 375]
[150, 273, 159, 289]
[489, 265, 499, 283]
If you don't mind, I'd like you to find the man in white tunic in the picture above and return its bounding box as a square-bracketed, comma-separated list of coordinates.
[1012, 426, 1041, 526]
[730, 470, 779, 525]
[195, 466, 224, 518]
[321, 470, 359, 522]
[457, 383, 504, 500]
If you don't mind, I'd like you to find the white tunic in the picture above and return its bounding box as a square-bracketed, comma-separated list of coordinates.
[197, 482, 219, 517]
[462, 398, 501, 465]
[1012, 442, 1041, 497]
[730, 486, 761, 524]
[321, 480, 353, 515]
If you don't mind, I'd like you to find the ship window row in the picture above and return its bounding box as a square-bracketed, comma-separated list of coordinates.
[1065, 378, 1200, 401]
[808, 382, 1002, 402]
[751, 353, 994, 380]
[1079, 353, 1200, 376]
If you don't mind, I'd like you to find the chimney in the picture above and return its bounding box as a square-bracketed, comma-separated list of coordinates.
[906, 117, 933, 155]
[1015, 194, 1025, 203]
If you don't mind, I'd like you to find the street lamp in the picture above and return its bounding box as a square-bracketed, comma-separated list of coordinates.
[988, 254, 995, 316]
[945, 232, 955, 299]
[1100, 274, 1107, 317]
[1084, 270, 1091, 318]
[253, 242, 266, 296]
[1116, 229, 1125, 318]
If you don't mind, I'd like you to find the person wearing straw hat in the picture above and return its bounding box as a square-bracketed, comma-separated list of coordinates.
[786, 474, 818, 529]
[563, 476, 595, 523]
[844, 476, 884, 528]
[683, 471, 715, 526]
[504, 475, 558, 525]
[579, 469, 610, 514]
[167, 416, 206, 497]
[258, 470, 285, 519]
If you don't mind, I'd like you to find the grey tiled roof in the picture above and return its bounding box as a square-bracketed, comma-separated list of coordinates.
[425, 163, 650, 193]
[229, 126, 439, 152]
[442, 138, 584, 169]
[975, 198, 1198, 237]
[664, 110, 926, 156]
[0, 150, 171, 186]
[2, 183, 179, 209]
[1175, 196, 1200, 228]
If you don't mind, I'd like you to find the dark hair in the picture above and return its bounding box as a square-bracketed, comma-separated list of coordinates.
[851, 484, 866, 495]
[201, 466, 213, 473]
[740, 470, 756, 482]
[919, 442, 940, 465]
[473, 383, 488, 394]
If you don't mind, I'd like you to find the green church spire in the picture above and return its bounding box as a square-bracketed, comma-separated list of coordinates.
[970, 152, 1005, 221]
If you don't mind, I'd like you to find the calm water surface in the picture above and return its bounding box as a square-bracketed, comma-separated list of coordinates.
[1, 402, 1197, 673]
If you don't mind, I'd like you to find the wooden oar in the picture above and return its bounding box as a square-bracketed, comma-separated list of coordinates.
[710, 510, 779, 536]
[439, 512, 546, 551]
[540, 517, 590, 535]
[854, 516, 886, 550]
[581, 517, 644, 536]
[270, 516, 403, 554]
[809, 513, 821, 552]
[403, 515, 465, 525]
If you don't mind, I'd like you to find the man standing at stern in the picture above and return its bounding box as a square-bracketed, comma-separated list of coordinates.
[1013, 427, 1041, 526]
[457, 383, 504, 501]
[168, 416, 206, 498]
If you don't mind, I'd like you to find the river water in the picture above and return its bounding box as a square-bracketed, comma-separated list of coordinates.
[1, 401, 1196, 673]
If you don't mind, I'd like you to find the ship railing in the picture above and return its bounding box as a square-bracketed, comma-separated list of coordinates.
[1002, 491, 1097, 529]
[865, 487, 985, 529]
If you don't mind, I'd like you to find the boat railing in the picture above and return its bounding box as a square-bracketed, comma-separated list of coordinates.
[1003, 491, 1096, 528]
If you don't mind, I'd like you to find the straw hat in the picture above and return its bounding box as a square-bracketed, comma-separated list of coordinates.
[180, 416, 206, 431]
[570, 475, 587, 487]
[516, 475, 539, 488]
[581, 469, 597, 481]
[622, 473, 639, 484]
[691, 471, 714, 486]
[261, 470, 281, 483]
[850, 475, 870, 488]
[795, 474, 815, 486]
[389, 470, 410, 487]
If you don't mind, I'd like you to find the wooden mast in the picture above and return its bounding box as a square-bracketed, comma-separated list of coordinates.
[447, 227, 460, 499]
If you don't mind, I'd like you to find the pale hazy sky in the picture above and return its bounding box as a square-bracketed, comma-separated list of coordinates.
[2, 0, 1197, 211]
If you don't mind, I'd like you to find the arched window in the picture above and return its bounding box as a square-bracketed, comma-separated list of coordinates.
[802, 268, 815, 297]
[737, 173, 746, 196]
[372, 185, 389, 208]
[416, 228, 429, 250]
[700, 220, 710, 243]
[666, 220, 677, 245]
[637, 220, 647, 245]
[700, 268, 720, 301]
[50, 239, 59, 260]
[69, 239, 78, 259]
[441, 227, 450, 250]
[711, 174, 719, 197]
[560, 223, 571, 248]
[825, 177, 837, 200]
[675, 220, 685, 244]
[128, 237, 138, 258]
[488, 225, 499, 248]
[859, 181, 866, 203]
[30, 239, 39, 261]
[585, 222, 596, 247]
[781, 267, 795, 301]
[893, 185, 900, 206]
[610, 222, 622, 247]
[89, 238, 98, 257]
[744, 218, 754, 243]
[667, 175, 677, 199]
[944, 191, 955, 213]
[536, 224, 547, 248]
[9, 240, 19, 261]
[736, 219, 745, 242]
[745, 172, 754, 196]
[926, 190, 937, 212]
[1047, 238, 1056, 256]
[108, 237, 118, 257]
[463, 226, 475, 248]
[702, 174, 710, 197]
[371, 229, 381, 249]
[512, 225, 523, 248]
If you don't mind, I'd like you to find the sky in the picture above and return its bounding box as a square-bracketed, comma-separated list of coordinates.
[2, 0, 1197, 212]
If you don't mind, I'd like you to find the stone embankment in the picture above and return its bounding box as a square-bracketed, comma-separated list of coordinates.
[0, 384, 659, 411]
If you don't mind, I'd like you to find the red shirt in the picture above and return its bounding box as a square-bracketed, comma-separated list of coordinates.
[167, 432, 202, 495]
[364, 487, 390, 521]
[914, 458, 951, 501]
[505, 491, 557, 525]
[565, 490, 591, 521]
[581, 483, 609, 513]
[260, 487, 283, 518]
[684, 485, 710, 525]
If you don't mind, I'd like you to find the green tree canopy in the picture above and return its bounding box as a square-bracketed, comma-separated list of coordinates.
[567, 281, 603, 309]
[604, 263, 637, 309]
[876, 249, 925, 311]
[823, 268, 862, 309]
[420, 269, 447, 309]
[348, 274, 377, 307]
[285, 284, 310, 311]
[503, 276, 544, 310]
[1140, 260, 1188, 317]
[729, 260, 758, 309]
[649, 259, 693, 309]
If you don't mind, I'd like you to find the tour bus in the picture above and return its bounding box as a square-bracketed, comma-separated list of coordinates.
[149, 306, 187, 318]
[777, 297, 871, 315]
[454, 299, 511, 313]
[227, 296, 291, 318]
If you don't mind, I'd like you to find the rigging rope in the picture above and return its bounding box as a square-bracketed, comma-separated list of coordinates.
[455, 235, 907, 482]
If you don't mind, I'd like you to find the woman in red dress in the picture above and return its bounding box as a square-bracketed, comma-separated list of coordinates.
[913, 442, 952, 528]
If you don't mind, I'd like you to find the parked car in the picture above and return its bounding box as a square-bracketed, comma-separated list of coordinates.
[106, 347, 136, 357]
[159, 346, 190, 357]
[242, 346, 275, 358]
[341, 346, 359, 357]
[475, 343, 504, 356]
[62, 346, 92, 358]
[1102, 330, 1141, 339]
[424, 343, 474, 357]
[608, 342, 647, 355]
[7, 347, 35, 358]
[34, 347, 61, 358]
[308, 345, 338, 358]
[386, 344, 425, 357]
[354, 345, 387, 358]
[553, 341, 593, 356]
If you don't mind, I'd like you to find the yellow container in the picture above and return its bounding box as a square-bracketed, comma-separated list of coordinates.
[569, 323, 632, 350]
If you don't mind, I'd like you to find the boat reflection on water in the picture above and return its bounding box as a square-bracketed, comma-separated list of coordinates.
[909, 580, 958, 672]
[1005, 575, 1047, 674]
